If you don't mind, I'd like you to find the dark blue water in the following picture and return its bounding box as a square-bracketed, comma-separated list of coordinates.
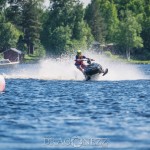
[0, 64, 150, 150]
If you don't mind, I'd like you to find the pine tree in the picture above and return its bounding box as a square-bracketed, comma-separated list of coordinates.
[85, 0, 106, 43]
[0, 0, 7, 11]
[22, 0, 43, 54]
[141, 0, 150, 52]
[5, 0, 23, 28]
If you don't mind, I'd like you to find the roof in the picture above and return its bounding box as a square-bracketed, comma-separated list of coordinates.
[3, 48, 23, 54]
[107, 43, 114, 46]
[92, 41, 101, 45]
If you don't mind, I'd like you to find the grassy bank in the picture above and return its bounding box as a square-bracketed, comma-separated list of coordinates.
[24, 54, 40, 63]
[127, 59, 150, 64]
[104, 51, 150, 64]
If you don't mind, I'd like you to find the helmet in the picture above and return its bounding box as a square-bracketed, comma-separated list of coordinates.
[77, 50, 81, 55]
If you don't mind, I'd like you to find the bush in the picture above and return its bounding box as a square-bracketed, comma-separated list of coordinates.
[104, 51, 113, 57]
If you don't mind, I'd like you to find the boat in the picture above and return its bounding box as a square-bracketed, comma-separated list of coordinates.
[0, 59, 19, 68]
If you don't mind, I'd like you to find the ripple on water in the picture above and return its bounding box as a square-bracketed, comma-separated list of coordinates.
[0, 77, 150, 149]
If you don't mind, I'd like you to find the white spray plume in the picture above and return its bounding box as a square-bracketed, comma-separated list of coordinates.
[3, 52, 148, 81]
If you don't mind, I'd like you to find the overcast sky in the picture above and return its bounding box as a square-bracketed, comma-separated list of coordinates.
[44, 0, 91, 7]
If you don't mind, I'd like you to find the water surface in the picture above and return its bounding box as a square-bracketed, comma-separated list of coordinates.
[0, 64, 150, 150]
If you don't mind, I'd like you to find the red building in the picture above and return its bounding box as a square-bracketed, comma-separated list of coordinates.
[3, 48, 24, 62]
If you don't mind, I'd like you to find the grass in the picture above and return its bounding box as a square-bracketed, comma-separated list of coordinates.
[24, 54, 40, 63]
[127, 59, 150, 64]
[104, 51, 150, 64]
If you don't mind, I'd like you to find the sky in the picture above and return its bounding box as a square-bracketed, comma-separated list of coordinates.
[44, 0, 91, 7]
[80, 0, 91, 6]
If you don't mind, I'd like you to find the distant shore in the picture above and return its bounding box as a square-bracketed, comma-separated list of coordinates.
[104, 52, 150, 64]
[23, 53, 150, 64]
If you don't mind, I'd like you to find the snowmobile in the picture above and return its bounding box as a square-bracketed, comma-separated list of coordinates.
[84, 58, 108, 81]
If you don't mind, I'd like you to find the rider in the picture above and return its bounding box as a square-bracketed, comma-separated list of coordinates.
[75, 50, 94, 74]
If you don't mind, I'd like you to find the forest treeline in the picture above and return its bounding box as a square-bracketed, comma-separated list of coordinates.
[0, 0, 150, 60]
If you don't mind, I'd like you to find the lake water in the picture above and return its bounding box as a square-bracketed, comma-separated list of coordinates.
[0, 58, 150, 150]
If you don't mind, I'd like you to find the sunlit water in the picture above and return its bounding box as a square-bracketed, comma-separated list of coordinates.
[0, 56, 150, 150]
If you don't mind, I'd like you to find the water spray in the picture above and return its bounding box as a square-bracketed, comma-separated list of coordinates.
[2, 52, 148, 81]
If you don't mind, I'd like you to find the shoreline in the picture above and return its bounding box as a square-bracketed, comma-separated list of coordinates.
[104, 52, 150, 64]
[23, 54, 150, 65]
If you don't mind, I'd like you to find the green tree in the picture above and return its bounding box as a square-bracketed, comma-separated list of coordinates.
[5, 0, 23, 28]
[85, 0, 106, 43]
[0, 20, 20, 50]
[127, 0, 144, 14]
[0, 0, 7, 11]
[22, 0, 43, 54]
[48, 26, 72, 55]
[0, 1, 21, 51]
[116, 11, 143, 60]
[97, 0, 119, 43]
[113, 0, 130, 20]
[85, 0, 119, 44]
[105, 1, 119, 42]
[17, 35, 26, 52]
[141, 0, 150, 53]
[71, 2, 93, 49]
[41, 0, 93, 55]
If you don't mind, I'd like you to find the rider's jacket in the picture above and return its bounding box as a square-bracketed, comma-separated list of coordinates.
[75, 55, 86, 65]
